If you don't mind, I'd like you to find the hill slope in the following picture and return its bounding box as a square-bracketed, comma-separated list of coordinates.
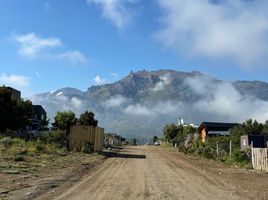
[31, 70, 268, 139]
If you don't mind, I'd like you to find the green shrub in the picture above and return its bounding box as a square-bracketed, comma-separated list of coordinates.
[14, 154, 25, 162]
[38, 130, 66, 147]
[233, 147, 251, 163]
[81, 142, 93, 154]
[203, 146, 216, 159]
[35, 140, 46, 152]
[194, 146, 205, 156]
[0, 137, 13, 148]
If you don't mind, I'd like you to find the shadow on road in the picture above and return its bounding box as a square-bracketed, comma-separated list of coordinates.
[101, 151, 146, 159]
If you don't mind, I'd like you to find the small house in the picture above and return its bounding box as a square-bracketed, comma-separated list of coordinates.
[32, 105, 47, 121]
[31, 105, 47, 131]
[197, 122, 238, 143]
[240, 135, 268, 148]
[0, 86, 21, 99]
[7, 87, 21, 99]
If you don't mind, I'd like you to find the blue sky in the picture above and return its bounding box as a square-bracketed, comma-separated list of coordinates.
[1, 0, 268, 97]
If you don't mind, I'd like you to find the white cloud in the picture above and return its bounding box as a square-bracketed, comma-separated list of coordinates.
[93, 75, 106, 85]
[31, 94, 86, 118]
[0, 73, 33, 97]
[30, 75, 268, 138]
[184, 74, 216, 95]
[87, 0, 137, 28]
[13, 32, 86, 64]
[70, 97, 83, 109]
[156, 0, 268, 66]
[103, 95, 128, 108]
[124, 104, 152, 116]
[14, 32, 62, 59]
[56, 50, 86, 64]
[151, 73, 172, 92]
[123, 101, 183, 117]
[184, 75, 268, 123]
[0, 73, 30, 88]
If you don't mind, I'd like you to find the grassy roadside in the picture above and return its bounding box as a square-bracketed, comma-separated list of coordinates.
[0, 135, 105, 199]
[160, 143, 252, 169]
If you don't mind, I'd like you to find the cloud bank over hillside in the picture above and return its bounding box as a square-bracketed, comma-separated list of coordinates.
[31, 72, 268, 139]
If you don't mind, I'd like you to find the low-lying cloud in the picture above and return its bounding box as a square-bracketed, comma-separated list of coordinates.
[102, 95, 128, 108]
[151, 73, 172, 92]
[31, 76, 268, 138]
[31, 94, 86, 121]
[184, 75, 268, 123]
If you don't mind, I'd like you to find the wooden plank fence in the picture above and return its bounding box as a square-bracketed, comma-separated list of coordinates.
[251, 146, 268, 171]
[69, 125, 104, 152]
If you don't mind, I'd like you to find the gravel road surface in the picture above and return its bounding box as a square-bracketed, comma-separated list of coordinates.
[54, 146, 242, 200]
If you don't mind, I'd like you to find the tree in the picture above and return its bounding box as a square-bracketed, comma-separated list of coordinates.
[230, 119, 265, 146]
[243, 119, 263, 135]
[53, 111, 77, 133]
[0, 87, 14, 131]
[182, 125, 196, 135]
[163, 123, 179, 142]
[0, 87, 33, 132]
[262, 120, 268, 135]
[172, 125, 196, 145]
[15, 99, 33, 130]
[231, 119, 263, 137]
[78, 111, 98, 127]
[40, 117, 50, 129]
[153, 136, 159, 142]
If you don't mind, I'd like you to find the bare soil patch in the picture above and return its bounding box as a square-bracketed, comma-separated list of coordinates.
[0, 152, 105, 200]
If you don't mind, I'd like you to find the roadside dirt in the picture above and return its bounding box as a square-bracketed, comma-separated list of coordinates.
[48, 146, 268, 200]
[0, 152, 105, 200]
[2, 146, 268, 200]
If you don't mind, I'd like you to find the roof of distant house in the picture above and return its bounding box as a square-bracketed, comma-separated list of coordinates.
[32, 105, 46, 113]
[197, 122, 239, 133]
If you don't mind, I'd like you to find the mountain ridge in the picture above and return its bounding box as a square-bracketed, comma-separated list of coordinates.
[31, 69, 268, 139]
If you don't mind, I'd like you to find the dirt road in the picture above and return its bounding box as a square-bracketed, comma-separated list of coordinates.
[51, 146, 251, 200]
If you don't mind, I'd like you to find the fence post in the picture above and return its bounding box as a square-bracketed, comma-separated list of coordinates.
[216, 141, 219, 158]
[251, 141, 254, 169]
[266, 141, 268, 171]
[229, 140, 232, 157]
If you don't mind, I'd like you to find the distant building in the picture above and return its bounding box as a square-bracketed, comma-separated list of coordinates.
[197, 122, 238, 143]
[32, 105, 47, 121]
[178, 118, 198, 128]
[178, 118, 184, 126]
[0, 86, 21, 99]
[241, 135, 268, 148]
[31, 105, 47, 131]
[105, 133, 125, 146]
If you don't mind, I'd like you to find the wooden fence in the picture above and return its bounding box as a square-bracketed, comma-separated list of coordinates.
[251, 147, 268, 171]
[69, 125, 104, 152]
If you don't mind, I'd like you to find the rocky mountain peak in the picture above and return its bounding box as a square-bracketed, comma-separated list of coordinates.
[32, 69, 268, 139]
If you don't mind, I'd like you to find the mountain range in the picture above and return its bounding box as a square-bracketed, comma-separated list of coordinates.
[31, 70, 268, 139]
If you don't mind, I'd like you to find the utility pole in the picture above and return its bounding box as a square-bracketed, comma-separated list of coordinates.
[216, 141, 219, 158]
[229, 140, 232, 157]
